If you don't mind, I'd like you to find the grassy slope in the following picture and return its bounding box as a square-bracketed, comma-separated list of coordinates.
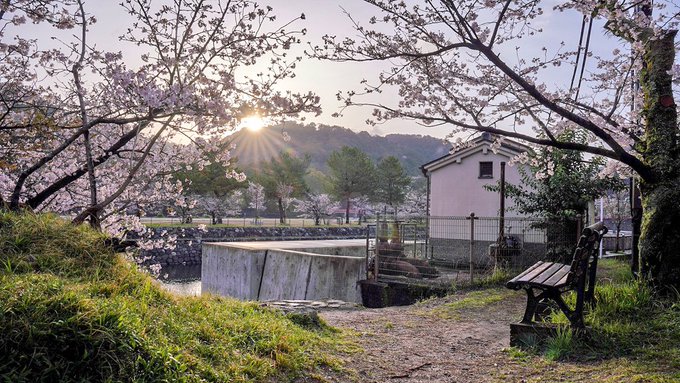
[0, 213, 345, 382]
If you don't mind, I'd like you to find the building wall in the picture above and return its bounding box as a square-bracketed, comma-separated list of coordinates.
[428, 149, 524, 218]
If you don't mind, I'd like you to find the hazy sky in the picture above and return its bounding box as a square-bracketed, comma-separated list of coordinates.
[45, 1, 621, 139]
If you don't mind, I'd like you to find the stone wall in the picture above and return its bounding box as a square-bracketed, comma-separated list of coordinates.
[135, 226, 367, 266]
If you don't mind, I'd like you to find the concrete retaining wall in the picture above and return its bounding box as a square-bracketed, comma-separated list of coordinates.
[202, 240, 366, 303]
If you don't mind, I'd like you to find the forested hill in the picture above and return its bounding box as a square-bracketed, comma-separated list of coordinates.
[229, 122, 451, 175]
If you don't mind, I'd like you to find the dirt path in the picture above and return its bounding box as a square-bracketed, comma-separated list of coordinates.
[317, 289, 530, 383]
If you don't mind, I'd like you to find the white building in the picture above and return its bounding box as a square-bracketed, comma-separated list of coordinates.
[421, 133, 531, 218]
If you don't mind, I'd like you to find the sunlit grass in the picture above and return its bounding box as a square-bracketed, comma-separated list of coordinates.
[430, 289, 514, 319]
[0, 212, 346, 382]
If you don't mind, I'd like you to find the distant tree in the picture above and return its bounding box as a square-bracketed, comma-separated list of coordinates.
[398, 185, 428, 218]
[175, 144, 246, 199]
[601, 186, 631, 252]
[246, 182, 265, 220]
[294, 193, 337, 225]
[174, 143, 247, 224]
[351, 196, 374, 223]
[326, 146, 376, 224]
[497, 133, 620, 220]
[258, 152, 310, 223]
[195, 190, 243, 225]
[373, 156, 411, 214]
[176, 196, 197, 224]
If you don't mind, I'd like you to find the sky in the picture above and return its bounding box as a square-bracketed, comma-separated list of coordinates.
[38, 0, 625, 139]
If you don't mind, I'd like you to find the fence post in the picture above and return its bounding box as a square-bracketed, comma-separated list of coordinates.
[467, 212, 477, 283]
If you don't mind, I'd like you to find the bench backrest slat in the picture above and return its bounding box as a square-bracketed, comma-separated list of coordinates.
[565, 222, 608, 287]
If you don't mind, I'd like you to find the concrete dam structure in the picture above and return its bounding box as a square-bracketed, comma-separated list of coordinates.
[202, 239, 367, 303]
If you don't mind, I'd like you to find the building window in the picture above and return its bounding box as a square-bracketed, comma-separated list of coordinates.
[479, 161, 493, 179]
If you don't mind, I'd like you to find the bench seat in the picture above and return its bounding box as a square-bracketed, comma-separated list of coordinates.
[506, 261, 571, 291]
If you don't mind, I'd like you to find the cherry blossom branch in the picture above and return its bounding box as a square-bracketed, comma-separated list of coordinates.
[72, 117, 172, 224]
[358, 100, 653, 181]
[489, 0, 512, 49]
[26, 120, 155, 209]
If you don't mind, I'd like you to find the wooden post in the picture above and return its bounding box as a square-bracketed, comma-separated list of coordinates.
[467, 212, 478, 283]
[499, 162, 506, 242]
[365, 225, 371, 280]
[630, 177, 642, 277]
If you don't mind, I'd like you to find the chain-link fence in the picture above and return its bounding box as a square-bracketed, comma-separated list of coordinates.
[366, 214, 583, 285]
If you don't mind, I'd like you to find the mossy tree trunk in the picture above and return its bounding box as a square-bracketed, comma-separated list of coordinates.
[638, 30, 680, 289]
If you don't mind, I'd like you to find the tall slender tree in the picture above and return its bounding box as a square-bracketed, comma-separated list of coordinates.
[326, 146, 376, 223]
[373, 156, 411, 215]
[258, 151, 310, 223]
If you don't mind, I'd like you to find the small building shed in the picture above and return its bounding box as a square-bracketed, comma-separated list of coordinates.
[420, 133, 531, 218]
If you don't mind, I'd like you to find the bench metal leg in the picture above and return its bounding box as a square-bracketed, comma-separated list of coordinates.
[520, 288, 550, 324]
[521, 288, 587, 330]
[550, 291, 587, 330]
[521, 288, 537, 323]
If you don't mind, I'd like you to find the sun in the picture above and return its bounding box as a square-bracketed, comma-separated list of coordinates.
[241, 115, 266, 133]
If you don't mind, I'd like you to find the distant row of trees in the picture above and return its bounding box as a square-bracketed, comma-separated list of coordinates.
[163, 145, 422, 225]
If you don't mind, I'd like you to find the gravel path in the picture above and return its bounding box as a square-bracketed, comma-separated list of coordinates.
[316, 289, 530, 383]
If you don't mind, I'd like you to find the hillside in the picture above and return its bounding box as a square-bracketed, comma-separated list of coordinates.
[229, 122, 450, 176]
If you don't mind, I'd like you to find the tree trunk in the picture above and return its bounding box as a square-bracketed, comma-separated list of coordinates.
[345, 198, 351, 224]
[639, 182, 680, 288]
[277, 198, 286, 224]
[638, 30, 680, 289]
[614, 219, 621, 253]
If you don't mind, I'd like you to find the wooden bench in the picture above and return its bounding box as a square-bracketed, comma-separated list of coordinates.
[506, 222, 608, 330]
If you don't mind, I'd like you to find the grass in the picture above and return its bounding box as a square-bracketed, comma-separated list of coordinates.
[473, 267, 513, 288]
[507, 258, 680, 381]
[429, 288, 514, 319]
[0, 212, 346, 382]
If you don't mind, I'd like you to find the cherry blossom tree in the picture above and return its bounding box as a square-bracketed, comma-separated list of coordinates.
[601, 186, 631, 252]
[246, 181, 265, 220]
[397, 186, 428, 219]
[294, 193, 337, 225]
[319, 0, 680, 289]
[0, 1, 318, 235]
[350, 195, 374, 223]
